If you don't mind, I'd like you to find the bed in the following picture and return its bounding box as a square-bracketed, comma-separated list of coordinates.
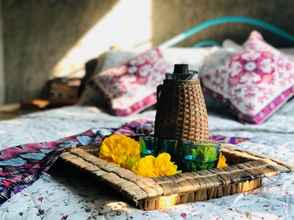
[0, 104, 291, 219]
[0, 17, 293, 219]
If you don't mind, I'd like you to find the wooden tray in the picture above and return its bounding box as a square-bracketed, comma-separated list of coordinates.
[59, 144, 292, 210]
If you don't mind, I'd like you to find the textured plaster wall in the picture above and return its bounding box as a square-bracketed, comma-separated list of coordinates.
[3, 0, 118, 102]
[152, 0, 294, 47]
[2, 0, 294, 103]
[3, 0, 153, 103]
[0, 2, 4, 104]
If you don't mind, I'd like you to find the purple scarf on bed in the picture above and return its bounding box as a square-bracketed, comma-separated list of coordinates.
[0, 119, 249, 204]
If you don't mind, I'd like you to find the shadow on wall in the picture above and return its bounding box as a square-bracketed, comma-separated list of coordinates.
[4, 0, 154, 103]
[6, 0, 294, 103]
[151, 0, 294, 47]
[3, 0, 119, 103]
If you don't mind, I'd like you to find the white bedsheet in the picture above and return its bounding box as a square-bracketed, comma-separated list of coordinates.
[0, 102, 292, 220]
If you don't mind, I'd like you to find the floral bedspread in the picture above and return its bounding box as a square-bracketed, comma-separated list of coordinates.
[0, 102, 292, 219]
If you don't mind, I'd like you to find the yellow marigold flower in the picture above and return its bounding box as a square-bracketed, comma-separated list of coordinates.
[154, 153, 177, 176]
[132, 153, 177, 177]
[217, 152, 228, 169]
[99, 135, 177, 177]
[132, 155, 158, 177]
[99, 134, 140, 169]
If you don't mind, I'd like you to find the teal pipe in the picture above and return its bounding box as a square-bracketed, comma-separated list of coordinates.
[160, 16, 294, 48]
[193, 39, 221, 47]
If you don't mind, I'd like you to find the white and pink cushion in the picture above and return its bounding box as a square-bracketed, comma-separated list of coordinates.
[200, 31, 294, 124]
[79, 47, 219, 107]
[93, 48, 171, 116]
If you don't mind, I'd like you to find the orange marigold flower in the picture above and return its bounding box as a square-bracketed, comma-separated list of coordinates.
[132, 153, 177, 177]
[99, 134, 177, 177]
[99, 134, 140, 170]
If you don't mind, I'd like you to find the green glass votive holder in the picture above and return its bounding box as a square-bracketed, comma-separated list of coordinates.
[139, 136, 157, 157]
[157, 138, 178, 160]
[178, 141, 220, 172]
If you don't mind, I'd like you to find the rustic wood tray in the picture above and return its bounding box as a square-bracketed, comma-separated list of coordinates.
[60, 144, 292, 210]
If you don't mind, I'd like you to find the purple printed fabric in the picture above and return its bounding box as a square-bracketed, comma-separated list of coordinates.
[0, 119, 249, 205]
[0, 129, 100, 204]
[209, 135, 249, 145]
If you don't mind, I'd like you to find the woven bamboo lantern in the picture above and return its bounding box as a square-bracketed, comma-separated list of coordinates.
[154, 64, 209, 143]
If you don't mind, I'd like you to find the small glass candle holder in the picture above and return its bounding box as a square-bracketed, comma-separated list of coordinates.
[139, 136, 157, 157]
[178, 141, 220, 172]
[157, 138, 178, 160]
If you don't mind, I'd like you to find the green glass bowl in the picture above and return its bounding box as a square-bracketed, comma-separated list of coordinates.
[177, 142, 220, 172]
[157, 138, 178, 159]
[139, 136, 179, 160]
[139, 136, 157, 157]
[139, 136, 220, 172]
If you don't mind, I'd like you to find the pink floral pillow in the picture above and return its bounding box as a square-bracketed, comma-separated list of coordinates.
[93, 48, 171, 116]
[200, 31, 294, 124]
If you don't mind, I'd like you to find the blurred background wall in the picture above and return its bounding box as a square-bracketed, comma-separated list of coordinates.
[152, 0, 294, 47]
[1, 0, 294, 103]
[0, 3, 4, 104]
[3, 0, 120, 103]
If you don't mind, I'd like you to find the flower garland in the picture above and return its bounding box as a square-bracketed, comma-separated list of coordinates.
[99, 134, 177, 177]
[99, 134, 227, 177]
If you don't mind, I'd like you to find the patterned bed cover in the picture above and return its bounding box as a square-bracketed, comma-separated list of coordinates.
[0, 101, 292, 220]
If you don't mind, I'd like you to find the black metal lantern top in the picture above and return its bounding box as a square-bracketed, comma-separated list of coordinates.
[165, 64, 198, 80]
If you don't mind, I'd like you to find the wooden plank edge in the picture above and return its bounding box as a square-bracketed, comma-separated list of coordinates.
[138, 177, 262, 210]
[221, 144, 293, 172]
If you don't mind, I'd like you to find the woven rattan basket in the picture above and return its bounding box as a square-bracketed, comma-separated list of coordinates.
[60, 144, 292, 210]
[154, 64, 208, 143]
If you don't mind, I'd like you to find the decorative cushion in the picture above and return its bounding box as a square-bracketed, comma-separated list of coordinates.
[79, 47, 219, 108]
[223, 38, 294, 59]
[92, 48, 171, 116]
[200, 31, 294, 124]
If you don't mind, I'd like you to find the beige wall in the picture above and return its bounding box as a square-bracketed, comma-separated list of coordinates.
[3, 0, 122, 102]
[3, 0, 154, 103]
[152, 0, 294, 47]
[2, 0, 294, 103]
[0, 2, 4, 104]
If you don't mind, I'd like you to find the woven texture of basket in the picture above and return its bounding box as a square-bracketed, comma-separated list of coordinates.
[59, 144, 292, 210]
[155, 79, 208, 142]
